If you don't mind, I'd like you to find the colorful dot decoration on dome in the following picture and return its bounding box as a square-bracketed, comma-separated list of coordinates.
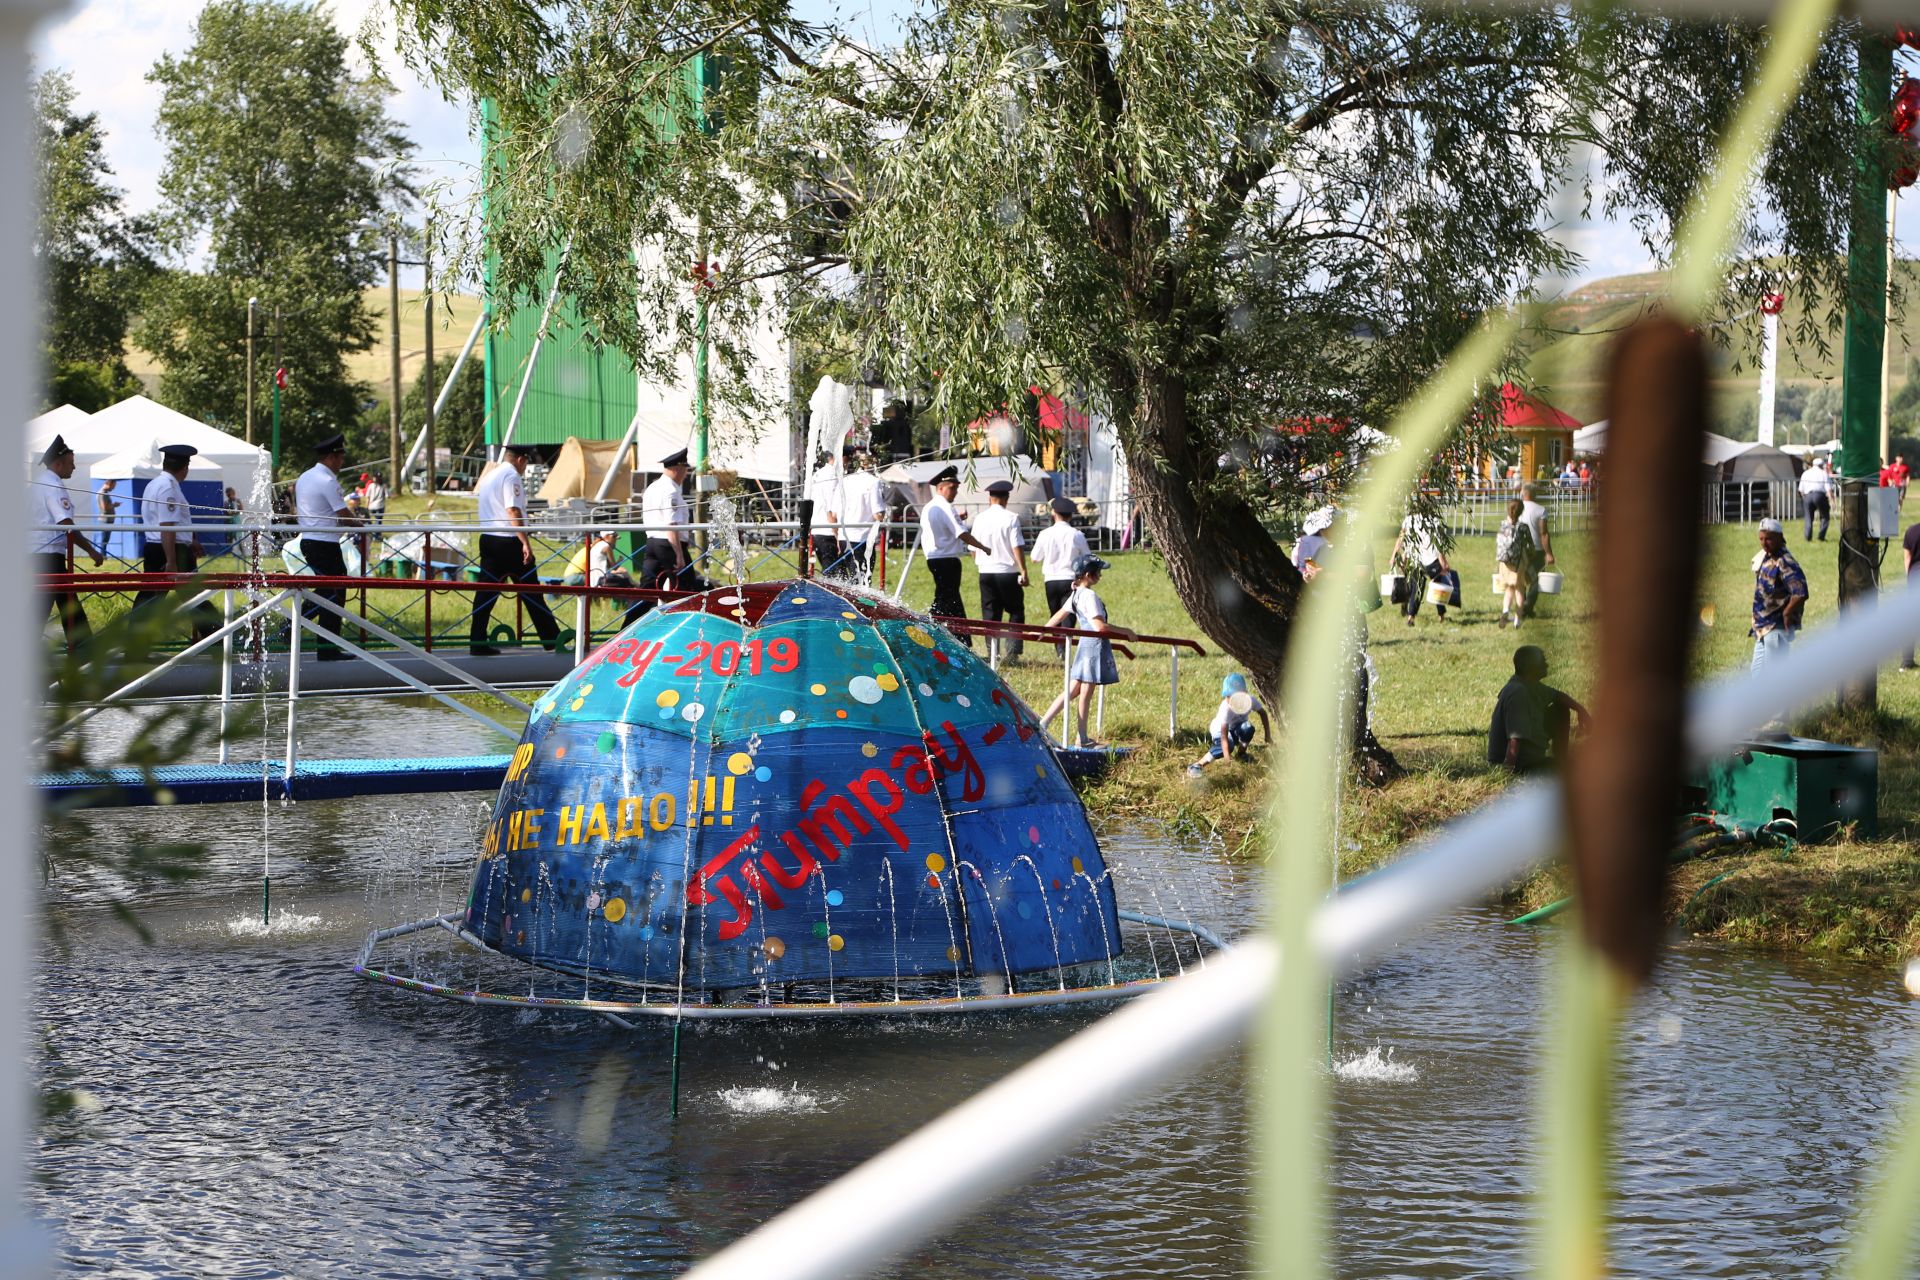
[463, 577, 1122, 995]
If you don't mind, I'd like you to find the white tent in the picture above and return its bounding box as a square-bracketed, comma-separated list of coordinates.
[1574, 423, 1797, 484]
[1701, 432, 1797, 485]
[83, 396, 267, 498]
[27, 395, 267, 499]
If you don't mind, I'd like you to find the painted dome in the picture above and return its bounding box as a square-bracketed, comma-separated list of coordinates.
[463, 579, 1120, 993]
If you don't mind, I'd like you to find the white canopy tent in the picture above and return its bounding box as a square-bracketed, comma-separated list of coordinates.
[1701, 432, 1798, 484]
[1572, 422, 1799, 484]
[26, 395, 267, 498]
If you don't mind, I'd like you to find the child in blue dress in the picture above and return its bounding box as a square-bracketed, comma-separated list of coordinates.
[1039, 554, 1131, 747]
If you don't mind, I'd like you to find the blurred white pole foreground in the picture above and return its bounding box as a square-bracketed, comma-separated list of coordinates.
[687, 585, 1920, 1280]
[8, 0, 69, 1272]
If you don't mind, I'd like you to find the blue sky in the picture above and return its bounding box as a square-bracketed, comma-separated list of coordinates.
[29, 0, 1918, 293]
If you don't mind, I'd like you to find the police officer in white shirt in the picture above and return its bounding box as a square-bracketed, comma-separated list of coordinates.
[838, 447, 885, 582]
[918, 465, 989, 645]
[295, 432, 358, 659]
[34, 434, 103, 643]
[969, 479, 1030, 658]
[130, 443, 212, 646]
[471, 442, 562, 655]
[1799, 456, 1833, 542]
[1031, 497, 1090, 651]
[625, 447, 702, 627]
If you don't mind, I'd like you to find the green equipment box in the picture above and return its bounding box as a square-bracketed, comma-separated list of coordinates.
[1685, 737, 1878, 843]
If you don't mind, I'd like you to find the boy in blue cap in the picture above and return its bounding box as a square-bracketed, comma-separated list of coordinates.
[1187, 673, 1272, 776]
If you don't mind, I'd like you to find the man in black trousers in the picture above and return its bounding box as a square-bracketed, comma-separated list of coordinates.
[471, 443, 561, 655]
[294, 432, 358, 659]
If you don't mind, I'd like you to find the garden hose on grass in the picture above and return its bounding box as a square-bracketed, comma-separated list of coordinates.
[1507, 814, 1798, 926]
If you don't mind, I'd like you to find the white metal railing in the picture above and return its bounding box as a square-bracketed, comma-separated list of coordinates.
[1439, 484, 1597, 537]
[684, 577, 1920, 1280]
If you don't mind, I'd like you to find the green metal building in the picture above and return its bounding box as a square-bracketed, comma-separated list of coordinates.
[478, 58, 724, 453]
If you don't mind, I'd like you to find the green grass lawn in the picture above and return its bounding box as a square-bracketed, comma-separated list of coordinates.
[903, 511, 1920, 958]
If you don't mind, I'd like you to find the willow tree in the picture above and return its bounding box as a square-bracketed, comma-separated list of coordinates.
[391, 0, 1857, 703]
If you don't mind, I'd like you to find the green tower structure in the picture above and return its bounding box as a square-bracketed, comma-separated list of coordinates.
[479, 55, 727, 456]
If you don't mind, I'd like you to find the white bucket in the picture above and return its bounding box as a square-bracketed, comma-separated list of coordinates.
[1538, 571, 1564, 595]
[1423, 578, 1453, 607]
[1379, 573, 1404, 601]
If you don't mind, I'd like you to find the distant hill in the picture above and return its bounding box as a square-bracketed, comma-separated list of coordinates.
[1522, 263, 1920, 433]
[124, 288, 486, 402]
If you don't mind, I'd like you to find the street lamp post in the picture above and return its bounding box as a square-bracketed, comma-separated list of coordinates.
[271, 304, 283, 475]
[388, 231, 402, 495]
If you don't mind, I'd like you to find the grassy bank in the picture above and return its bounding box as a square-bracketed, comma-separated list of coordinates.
[903, 516, 1920, 960]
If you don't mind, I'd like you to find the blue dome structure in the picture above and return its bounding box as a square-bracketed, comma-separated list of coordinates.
[463, 579, 1122, 995]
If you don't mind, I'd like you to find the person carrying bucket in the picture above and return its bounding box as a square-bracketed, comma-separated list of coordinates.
[1039, 553, 1131, 748]
[1391, 512, 1457, 626]
[1185, 673, 1272, 777]
[1494, 499, 1535, 629]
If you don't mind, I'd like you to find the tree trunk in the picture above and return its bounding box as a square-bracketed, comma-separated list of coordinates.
[1124, 369, 1300, 707]
[1123, 366, 1403, 783]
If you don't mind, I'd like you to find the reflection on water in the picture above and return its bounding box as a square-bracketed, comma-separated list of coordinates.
[33, 700, 1920, 1277]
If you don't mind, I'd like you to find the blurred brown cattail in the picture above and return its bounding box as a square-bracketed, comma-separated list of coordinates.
[1566, 315, 1707, 984]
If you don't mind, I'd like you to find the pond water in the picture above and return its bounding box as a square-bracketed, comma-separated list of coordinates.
[34, 699, 1920, 1277]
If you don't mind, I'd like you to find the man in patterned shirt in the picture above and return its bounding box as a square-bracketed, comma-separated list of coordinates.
[1750, 517, 1808, 675]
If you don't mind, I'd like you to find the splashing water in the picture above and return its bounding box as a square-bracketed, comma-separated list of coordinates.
[715, 1084, 835, 1116]
[1333, 1045, 1419, 1084]
[225, 909, 325, 939]
[708, 492, 744, 588]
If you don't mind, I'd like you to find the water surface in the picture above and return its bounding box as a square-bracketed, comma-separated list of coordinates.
[36, 699, 1920, 1276]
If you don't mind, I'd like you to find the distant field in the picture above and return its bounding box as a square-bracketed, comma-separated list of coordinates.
[1523, 261, 1920, 424]
[124, 289, 486, 399]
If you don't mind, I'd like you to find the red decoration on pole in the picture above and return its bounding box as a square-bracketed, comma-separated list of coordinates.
[1892, 77, 1920, 190]
[274, 366, 288, 389]
[1761, 293, 1786, 316]
[1897, 26, 1920, 52]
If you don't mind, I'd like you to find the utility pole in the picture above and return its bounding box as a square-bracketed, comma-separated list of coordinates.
[422, 223, 436, 495]
[271, 304, 284, 477]
[244, 297, 257, 446]
[388, 231, 403, 493]
[1838, 31, 1894, 710]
